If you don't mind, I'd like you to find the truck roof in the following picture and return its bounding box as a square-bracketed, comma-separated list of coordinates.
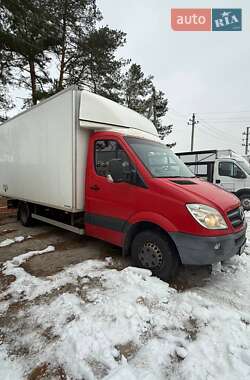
[79, 90, 158, 137]
[1, 86, 158, 138]
[177, 149, 243, 161]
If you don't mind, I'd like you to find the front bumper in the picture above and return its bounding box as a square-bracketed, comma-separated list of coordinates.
[170, 223, 247, 265]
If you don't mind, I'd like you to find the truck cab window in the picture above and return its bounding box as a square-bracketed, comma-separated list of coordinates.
[219, 162, 233, 177]
[234, 165, 245, 179]
[219, 162, 245, 178]
[125, 137, 194, 178]
[95, 140, 131, 177]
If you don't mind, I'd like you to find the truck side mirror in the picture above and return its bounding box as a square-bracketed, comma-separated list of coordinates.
[108, 159, 126, 183]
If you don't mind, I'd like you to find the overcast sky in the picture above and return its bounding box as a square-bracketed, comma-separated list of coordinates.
[97, 0, 250, 155]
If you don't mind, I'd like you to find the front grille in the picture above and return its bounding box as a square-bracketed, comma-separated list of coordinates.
[227, 207, 244, 228]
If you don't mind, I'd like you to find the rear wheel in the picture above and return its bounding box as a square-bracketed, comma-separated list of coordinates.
[131, 230, 179, 281]
[18, 202, 33, 226]
[239, 194, 250, 211]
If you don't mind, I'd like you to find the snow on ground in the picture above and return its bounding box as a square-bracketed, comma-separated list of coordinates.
[0, 236, 25, 247]
[1, 221, 250, 379]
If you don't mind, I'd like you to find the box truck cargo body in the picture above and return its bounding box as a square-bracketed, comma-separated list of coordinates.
[0, 88, 247, 281]
[0, 87, 89, 212]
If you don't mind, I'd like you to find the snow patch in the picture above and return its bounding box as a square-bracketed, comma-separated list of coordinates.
[0, 236, 25, 248]
[0, 218, 250, 378]
[0, 346, 23, 380]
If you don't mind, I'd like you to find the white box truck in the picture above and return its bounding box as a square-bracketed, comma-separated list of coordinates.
[0, 88, 246, 281]
[177, 150, 250, 210]
[0, 86, 155, 234]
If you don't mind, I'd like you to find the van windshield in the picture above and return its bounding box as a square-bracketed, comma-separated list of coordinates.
[237, 160, 250, 175]
[126, 137, 195, 178]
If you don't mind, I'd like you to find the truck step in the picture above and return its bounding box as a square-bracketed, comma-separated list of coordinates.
[31, 213, 85, 235]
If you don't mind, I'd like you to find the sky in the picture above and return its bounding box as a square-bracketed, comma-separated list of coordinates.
[97, 0, 250, 155]
[7, 0, 250, 156]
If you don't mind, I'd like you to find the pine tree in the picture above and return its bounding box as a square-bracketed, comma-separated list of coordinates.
[50, 0, 101, 92]
[0, 88, 12, 122]
[149, 87, 175, 147]
[122, 64, 153, 113]
[65, 26, 127, 102]
[122, 64, 175, 146]
[0, 0, 60, 105]
[0, 0, 128, 104]
[0, 49, 13, 121]
[48, 0, 127, 102]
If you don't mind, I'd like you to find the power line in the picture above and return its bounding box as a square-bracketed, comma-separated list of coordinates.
[198, 123, 238, 146]
[169, 107, 189, 119]
[197, 116, 240, 141]
[199, 118, 250, 122]
[169, 106, 245, 149]
[170, 107, 250, 124]
[197, 118, 245, 154]
[167, 112, 186, 121]
[198, 110, 250, 115]
[169, 105, 250, 116]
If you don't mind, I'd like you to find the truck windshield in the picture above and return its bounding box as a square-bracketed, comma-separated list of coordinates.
[126, 137, 195, 178]
[237, 160, 250, 175]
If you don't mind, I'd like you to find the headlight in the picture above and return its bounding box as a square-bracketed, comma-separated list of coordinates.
[186, 204, 228, 230]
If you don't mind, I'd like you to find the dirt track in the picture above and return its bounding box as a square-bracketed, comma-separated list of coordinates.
[0, 209, 211, 289]
[0, 214, 130, 276]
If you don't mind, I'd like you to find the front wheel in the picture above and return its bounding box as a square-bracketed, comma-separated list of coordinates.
[131, 230, 180, 282]
[240, 194, 250, 211]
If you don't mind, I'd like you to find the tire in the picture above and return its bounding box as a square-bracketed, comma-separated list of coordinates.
[131, 230, 180, 282]
[18, 202, 33, 226]
[239, 194, 250, 211]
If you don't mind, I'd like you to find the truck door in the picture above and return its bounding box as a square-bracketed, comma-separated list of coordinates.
[214, 160, 245, 192]
[85, 137, 145, 247]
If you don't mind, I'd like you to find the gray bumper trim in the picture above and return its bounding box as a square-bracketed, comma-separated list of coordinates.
[170, 224, 247, 265]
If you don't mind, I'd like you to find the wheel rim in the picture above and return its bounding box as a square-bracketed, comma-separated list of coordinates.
[138, 241, 163, 270]
[242, 198, 250, 210]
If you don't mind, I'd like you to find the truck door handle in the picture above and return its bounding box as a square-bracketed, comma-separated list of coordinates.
[216, 180, 221, 184]
[90, 184, 100, 191]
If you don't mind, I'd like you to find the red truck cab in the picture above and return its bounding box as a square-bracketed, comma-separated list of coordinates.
[84, 128, 247, 281]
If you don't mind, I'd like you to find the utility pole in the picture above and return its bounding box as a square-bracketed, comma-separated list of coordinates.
[242, 127, 250, 155]
[188, 113, 199, 151]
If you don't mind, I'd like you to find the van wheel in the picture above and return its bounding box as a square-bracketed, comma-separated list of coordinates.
[240, 194, 250, 211]
[131, 230, 179, 282]
[19, 202, 33, 226]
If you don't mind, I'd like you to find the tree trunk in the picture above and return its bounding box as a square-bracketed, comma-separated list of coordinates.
[90, 57, 97, 93]
[58, 0, 68, 90]
[29, 60, 37, 105]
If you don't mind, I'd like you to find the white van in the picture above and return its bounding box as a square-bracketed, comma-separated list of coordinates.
[177, 150, 250, 210]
